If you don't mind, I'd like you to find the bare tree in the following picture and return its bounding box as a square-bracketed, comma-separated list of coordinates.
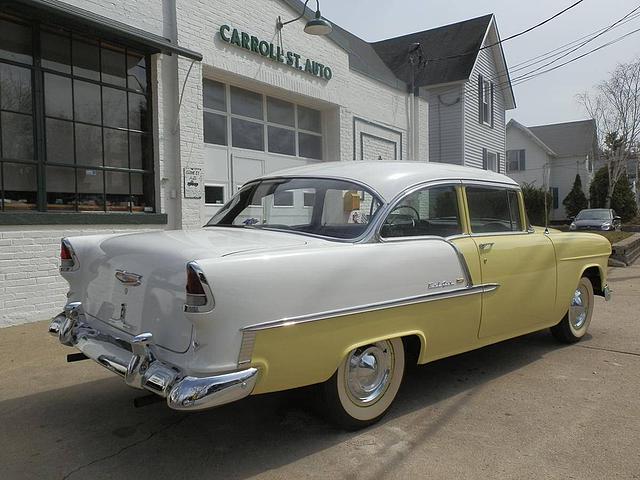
[577, 58, 640, 208]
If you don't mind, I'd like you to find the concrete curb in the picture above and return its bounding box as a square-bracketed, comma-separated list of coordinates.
[609, 233, 640, 267]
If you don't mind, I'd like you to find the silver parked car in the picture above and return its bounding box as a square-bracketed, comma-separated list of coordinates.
[569, 209, 622, 231]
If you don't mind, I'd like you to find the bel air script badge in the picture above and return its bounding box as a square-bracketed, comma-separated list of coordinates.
[427, 280, 456, 290]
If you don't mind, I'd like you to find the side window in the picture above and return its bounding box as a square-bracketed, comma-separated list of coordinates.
[381, 185, 462, 238]
[467, 187, 523, 233]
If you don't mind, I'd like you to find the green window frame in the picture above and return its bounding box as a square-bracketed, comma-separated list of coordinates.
[0, 13, 155, 215]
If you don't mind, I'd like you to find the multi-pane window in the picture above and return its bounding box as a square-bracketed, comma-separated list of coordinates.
[0, 14, 153, 213]
[203, 79, 323, 160]
[507, 149, 526, 172]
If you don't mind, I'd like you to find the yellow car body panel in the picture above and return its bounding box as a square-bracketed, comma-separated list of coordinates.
[250, 294, 481, 394]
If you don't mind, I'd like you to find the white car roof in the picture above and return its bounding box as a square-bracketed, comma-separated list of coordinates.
[258, 161, 518, 201]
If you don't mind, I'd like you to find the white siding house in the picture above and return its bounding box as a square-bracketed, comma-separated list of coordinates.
[506, 119, 597, 221]
[372, 15, 516, 170]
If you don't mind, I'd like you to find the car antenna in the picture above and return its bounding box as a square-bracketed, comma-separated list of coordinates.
[543, 163, 550, 235]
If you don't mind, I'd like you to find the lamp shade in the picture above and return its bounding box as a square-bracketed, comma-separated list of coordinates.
[304, 13, 332, 35]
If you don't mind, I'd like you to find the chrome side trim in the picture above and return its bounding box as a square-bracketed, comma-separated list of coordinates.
[237, 330, 257, 366]
[447, 238, 474, 286]
[241, 283, 499, 332]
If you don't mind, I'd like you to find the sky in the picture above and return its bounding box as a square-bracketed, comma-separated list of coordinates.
[318, 0, 640, 127]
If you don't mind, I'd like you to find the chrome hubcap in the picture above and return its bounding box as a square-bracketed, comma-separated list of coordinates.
[346, 341, 394, 406]
[570, 286, 589, 329]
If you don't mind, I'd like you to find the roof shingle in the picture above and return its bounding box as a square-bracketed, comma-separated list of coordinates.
[528, 119, 597, 157]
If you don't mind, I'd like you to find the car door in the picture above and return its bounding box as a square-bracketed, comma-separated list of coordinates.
[464, 185, 557, 340]
[379, 183, 482, 358]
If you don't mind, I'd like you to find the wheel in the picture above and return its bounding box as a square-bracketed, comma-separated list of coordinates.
[550, 277, 594, 343]
[319, 337, 405, 430]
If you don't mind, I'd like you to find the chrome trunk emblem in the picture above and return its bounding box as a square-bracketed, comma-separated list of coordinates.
[115, 270, 143, 286]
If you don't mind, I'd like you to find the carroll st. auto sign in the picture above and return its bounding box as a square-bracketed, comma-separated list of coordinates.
[219, 25, 333, 81]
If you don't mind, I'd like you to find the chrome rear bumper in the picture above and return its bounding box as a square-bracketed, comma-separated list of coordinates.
[49, 303, 258, 411]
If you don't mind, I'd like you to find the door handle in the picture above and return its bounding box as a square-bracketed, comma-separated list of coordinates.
[479, 242, 494, 251]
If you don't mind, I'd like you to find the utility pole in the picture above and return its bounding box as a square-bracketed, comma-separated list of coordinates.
[407, 43, 425, 161]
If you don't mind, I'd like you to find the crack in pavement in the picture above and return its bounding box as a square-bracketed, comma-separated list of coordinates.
[61, 415, 188, 480]
[576, 344, 640, 358]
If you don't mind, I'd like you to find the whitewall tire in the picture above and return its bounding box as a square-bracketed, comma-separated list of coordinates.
[320, 337, 405, 430]
[551, 277, 594, 343]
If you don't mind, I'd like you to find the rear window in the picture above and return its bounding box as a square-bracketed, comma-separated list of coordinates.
[206, 177, 383, 240]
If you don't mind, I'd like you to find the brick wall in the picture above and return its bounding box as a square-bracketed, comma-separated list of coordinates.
[0, 226, 161, 326]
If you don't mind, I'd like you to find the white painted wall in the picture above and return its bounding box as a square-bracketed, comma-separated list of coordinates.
[464, 30, 506, 172]
[506, 125, 591, 221]
[549, 156, 591, 221]
[425, 84, 464, 164]
[506, 126, 550, 188]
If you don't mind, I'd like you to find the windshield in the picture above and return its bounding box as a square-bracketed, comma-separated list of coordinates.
[206, 177, 383, 240]
[576, 209, 611, 221]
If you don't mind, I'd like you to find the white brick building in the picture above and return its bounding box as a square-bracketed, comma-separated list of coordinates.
[0, 0, 514, 325]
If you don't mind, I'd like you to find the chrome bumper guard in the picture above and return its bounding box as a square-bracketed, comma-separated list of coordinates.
[49, 302, 258, 411]
[603, 284, 612, 302]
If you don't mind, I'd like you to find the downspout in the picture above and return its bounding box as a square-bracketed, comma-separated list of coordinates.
[161, 0, 181, 229]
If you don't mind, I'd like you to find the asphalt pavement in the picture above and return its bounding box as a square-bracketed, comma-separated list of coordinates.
[1, 264, 639, 479]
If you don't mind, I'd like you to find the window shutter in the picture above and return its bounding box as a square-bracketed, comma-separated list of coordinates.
[497, 153, 501, 173]
[482, 148, 487, 170]
[520, 150, 526, 170]
[478, 75, 484, 124]
[490, 82, 495, 128]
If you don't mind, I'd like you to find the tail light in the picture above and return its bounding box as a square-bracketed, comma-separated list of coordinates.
[185, 262, 214, 313]
[60, 239, 78, 272]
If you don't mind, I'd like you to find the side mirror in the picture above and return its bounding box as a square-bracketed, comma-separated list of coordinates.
[613, 216, 622, 222]
[568, 216, 575, 222]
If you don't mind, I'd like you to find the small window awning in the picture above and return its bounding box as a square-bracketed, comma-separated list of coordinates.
[2, 0, 203, 61]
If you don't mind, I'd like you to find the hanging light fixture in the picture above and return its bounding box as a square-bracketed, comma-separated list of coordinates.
[277, 0, 333, 36]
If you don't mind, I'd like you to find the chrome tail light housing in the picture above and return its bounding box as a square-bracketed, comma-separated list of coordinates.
[60, 238, 78, 272]
[184, 261, 215, 313]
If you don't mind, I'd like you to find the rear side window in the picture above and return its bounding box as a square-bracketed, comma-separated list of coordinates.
[381, 185, 462, 238]
[467, 187, 523, 233]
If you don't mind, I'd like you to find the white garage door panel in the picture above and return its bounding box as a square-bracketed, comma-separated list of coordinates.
[264, 156, 313, 175]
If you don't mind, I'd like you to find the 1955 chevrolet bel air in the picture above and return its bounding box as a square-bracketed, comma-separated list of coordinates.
[49, 161, 612, 429]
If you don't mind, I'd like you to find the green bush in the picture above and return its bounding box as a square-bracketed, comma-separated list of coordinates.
[521, 182, 552, 226]
[563, 174, 589, 218]
[589, 166, 638, 221]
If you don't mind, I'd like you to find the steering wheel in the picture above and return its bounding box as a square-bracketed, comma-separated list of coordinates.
[388, 205, 420, 223]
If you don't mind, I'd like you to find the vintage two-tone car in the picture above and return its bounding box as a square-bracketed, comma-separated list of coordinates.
[50, 161, 612, 429]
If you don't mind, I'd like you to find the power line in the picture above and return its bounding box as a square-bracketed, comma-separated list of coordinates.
[423, 0, 587, 62]
[458, 4, 640, 89]
[508, 10, 640, 74]
[508, 24, 640, 87]
[508, 4, 640, 84]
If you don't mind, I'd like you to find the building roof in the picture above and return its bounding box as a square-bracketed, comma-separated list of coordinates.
[282, 1, 514, 104]
[371, 15, 493, 87]
[259, 161, 518, 202]
[528, 119, 597, 157]
[507, 119, 558, 157]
